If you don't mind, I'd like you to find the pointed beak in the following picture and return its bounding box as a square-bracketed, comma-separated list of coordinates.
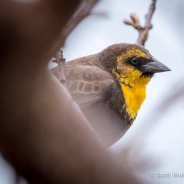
[141, 58, 171, 73]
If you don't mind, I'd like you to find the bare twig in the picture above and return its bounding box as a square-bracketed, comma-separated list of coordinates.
[53, 0, 99, 87]
[124, 0, 156, 45]
[52, 49, 67, 86]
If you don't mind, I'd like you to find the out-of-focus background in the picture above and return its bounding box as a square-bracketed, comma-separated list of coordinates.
[1, 0, 184, 183]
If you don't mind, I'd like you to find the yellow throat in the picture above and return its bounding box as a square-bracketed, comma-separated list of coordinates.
[113, 50, 151, 121]
[121, 75, 150, 120]
[114, 70, 150, 121]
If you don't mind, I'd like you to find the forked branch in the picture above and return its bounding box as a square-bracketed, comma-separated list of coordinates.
[124, 0, 156, 45]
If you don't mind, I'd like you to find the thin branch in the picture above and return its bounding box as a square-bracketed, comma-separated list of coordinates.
[52, 49, 67, 86]
[53, 0, 99, 86]
[124, 0, 156, 45]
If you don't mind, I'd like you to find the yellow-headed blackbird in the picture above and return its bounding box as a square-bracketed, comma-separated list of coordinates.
[52, 43, 170, 145]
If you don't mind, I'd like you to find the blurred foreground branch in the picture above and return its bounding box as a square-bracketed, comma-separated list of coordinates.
[124, 0, 156, 45]
[53, 0, 99, 86]
[0, 1, 140, 184]
[63, 0, 99, 39]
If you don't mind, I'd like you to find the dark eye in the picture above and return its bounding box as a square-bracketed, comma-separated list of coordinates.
[131, 57, 139, 65]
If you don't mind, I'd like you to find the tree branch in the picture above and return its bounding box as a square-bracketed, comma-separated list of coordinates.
[52, 49, 67, 86]
[53, 0, 99, 87]
[124, 0, 156, 45]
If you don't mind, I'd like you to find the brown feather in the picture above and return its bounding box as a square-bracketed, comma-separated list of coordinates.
[51, 52, 129, 146]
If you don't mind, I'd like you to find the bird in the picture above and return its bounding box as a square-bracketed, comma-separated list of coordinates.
[52, 43, 170, 146]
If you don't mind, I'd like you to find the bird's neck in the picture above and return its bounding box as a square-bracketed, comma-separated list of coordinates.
[113, 71, 151, 122]
[120, 82, 147, 121]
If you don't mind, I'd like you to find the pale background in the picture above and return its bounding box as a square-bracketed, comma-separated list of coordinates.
[1, 0, 184, 183]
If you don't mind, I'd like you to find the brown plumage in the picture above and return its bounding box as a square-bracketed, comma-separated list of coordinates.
[52, 43, 170, 146]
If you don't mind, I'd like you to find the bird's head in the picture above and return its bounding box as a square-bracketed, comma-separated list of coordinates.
[100, 43, 170, 87]
[114, 44, 170, 87]
[100, 43, 170, 121]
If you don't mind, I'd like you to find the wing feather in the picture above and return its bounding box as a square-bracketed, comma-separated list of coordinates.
[51, 60, 129, 146]
[65, 65, 114, 108]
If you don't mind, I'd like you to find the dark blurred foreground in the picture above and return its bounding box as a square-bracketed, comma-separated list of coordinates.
[0, 1, 141, 183]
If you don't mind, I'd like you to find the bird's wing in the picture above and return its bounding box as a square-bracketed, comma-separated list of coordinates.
[65, 64, 115, 108]
[51, 63, 129, 146]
